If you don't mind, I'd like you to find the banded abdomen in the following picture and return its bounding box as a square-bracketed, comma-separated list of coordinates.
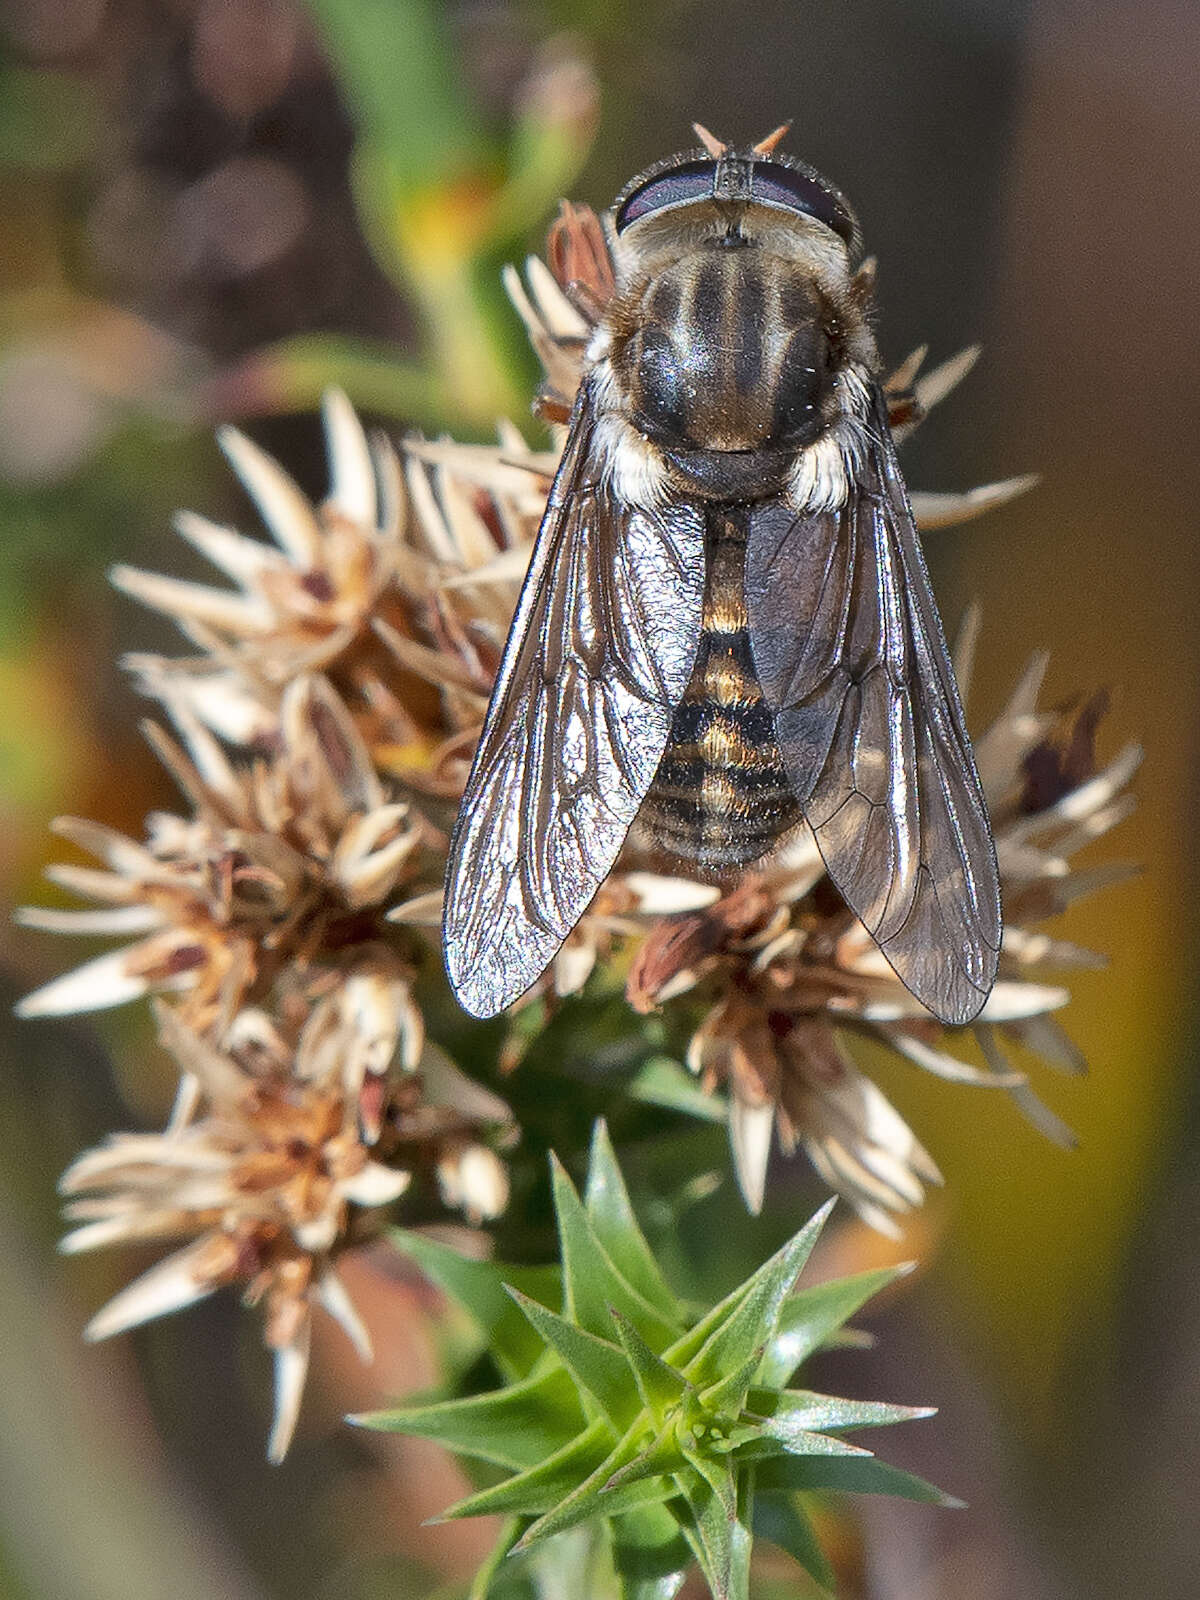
[641, 504, 799, 869]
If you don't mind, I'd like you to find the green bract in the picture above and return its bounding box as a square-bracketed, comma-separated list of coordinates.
[357, 1122, 956, 1599]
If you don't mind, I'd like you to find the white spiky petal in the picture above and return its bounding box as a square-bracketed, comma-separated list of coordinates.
[268, 1320, 312, 1465]
[83, 1239, 221, 1341]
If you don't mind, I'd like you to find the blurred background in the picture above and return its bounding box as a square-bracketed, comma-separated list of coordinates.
[1, 0, 1197, 1596]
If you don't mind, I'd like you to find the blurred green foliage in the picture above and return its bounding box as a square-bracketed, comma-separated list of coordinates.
[261, 0, 596, 426]
[0, 66, 103, 172]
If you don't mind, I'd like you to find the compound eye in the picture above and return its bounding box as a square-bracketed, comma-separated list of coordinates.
[615, 161, 714, 232]
[750, 165, 856, 245]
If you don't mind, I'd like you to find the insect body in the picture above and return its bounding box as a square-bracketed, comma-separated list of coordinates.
[618, 247, 840, 870]
[640, 500, 801, 869]
[444, 128, 1001, 1026]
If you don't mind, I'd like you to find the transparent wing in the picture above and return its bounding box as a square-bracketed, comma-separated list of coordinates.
[444, 380, 706, 1016]
[745, 386, 1001, 1024]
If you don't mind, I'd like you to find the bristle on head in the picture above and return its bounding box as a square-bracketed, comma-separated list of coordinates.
[692, 123, 727, 158]
[752, 123, 791, 156]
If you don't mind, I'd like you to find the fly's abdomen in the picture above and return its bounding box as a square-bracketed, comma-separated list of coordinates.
[641, 506, 799, 869]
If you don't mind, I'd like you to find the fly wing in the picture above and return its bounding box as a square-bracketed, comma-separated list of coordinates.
[443, 379, 706, 1017]
[745, 387, 1001, 1024]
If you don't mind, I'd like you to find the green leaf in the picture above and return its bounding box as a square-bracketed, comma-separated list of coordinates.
[748, 1387, 936, 1435]
[610, 1506, 692, 1600]
[732, 1430, 871, 1463]
[376, 1132, 944, 1597]
[588, 1473, 681, 1523]
[304, 0, 481, 181]
[600, 1434, 686, 1497]
[551, 1155, 678, 1349]
[610, 1309, 689, 1425]
[757, 1454, 963, 1507]
[516, 1435, 679, 1552]
[521, 1525, 623, 1600]
[585, 1121, 679, 1321]
[507, 1287, 641, 1431]
[759, 1265, 906, 1388]
[628, 1057, 728, 1123]
[354, 1366, 580, 1471]
[697, 1348, 767, 1419]
[445, 1420, 614, 1520]
[683, 1448, 736, 1520]
[753, 1495, 836, 1594]
[678, 1462, 752, 1600]
[390, 1227, 560, 1380]
[468, 1517, 526, 1600]
[820, 1324, 876, 1351]
[665, 1201, 834, 1376]
[587, 1472, 682, 1522]
[682, 1204, 835, 1391]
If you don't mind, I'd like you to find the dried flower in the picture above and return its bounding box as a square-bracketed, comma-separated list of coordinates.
[115, 390, 409, 745]
[626, 636, 1140, 1230]
[19, 673, 431, 1039]
[62, 1001, 405, 1462]
[19, 395, 534, 1456]
[61, 999, 512, 1460]
[110, 387, 549, 779]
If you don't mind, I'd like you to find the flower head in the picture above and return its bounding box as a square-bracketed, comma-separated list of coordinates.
[114, 391, 409, 743]
[625, 635, 1140, 1230]
[111, 387, 549, 777]
[20, 673, 432, 1040]
[61, 999, 512, 1461]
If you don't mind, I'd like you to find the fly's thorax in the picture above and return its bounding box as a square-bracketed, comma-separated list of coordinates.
[606, 245, 873, 466]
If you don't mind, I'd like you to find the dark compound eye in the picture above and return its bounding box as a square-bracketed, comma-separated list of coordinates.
[749, 164, 857, 246]
[614, 161, 715, 232]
